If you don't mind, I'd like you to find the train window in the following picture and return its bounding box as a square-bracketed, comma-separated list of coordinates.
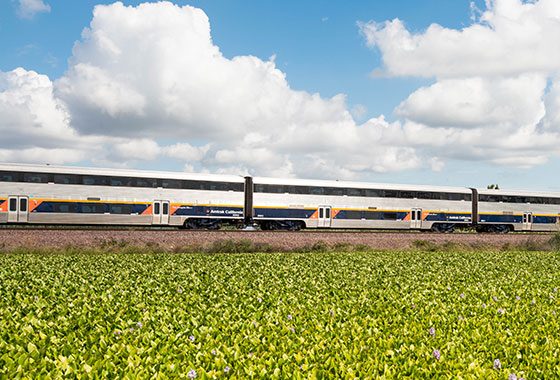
[344, 210, 363, 219]
[347, 188, 362, 197]
[364, 189, 383, 197]
[110, 177, 133, 187]
[53, 203, 77, 213]
[19, 198, 27, 212]
[295, 186, 310, 194]
[364, 211, 381, 220]
[54, 174, 79, 184]
[400, 191, 415, 199]
[161, 179, 182, 188]
[319, 208, 324, 218]
[383, 212, 398, 220]
[82, 176, 109, 186]
[0, 171, 20, 182]
[325, 208, 331, 218]
[384, 190, 398, 198]
[110, 204, 132, 214]
[309, 187, 324, 195]
[133, 178, 157, 188]
[9, 198, 17, 212]
[327, 187, 345, 196]
[80, 203, 106, 213]
[446, 193, 463, 201]
[23, 172, 50, 183]
[154, 203, 160, 215]
[162, 203, 169, 215]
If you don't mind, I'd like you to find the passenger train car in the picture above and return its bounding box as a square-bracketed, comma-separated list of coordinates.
[1, 163, 559, 232]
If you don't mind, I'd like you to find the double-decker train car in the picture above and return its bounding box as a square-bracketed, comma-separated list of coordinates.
[475, 188, 560, 233]
[0, 163, 245, 228]
[252, 176, 473, 232]
[1, 163, 560, 232]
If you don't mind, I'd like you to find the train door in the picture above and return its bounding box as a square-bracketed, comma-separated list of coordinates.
[8, 196, 29, 223]
[318, 206, 332, 228]
[522, 212, 533, 231]
[152, 200, 170, 225]
[410, 208, 422, 229]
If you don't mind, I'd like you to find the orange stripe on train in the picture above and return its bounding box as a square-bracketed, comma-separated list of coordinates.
[28, 199, 43, 212]
[142, 204, 153, 215]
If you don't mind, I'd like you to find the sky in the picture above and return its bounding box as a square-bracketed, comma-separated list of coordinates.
[1, 0, 560, 190]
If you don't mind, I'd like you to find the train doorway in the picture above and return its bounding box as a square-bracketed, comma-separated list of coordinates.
[522, 212, 533, 231]
[318, 206, 332, 228]
[410, 208, 422, 229]
[8, 196, 29, 223]
[152, 200, 170, 225]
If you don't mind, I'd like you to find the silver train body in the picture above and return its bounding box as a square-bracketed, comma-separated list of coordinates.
[1, 163, 559, 232]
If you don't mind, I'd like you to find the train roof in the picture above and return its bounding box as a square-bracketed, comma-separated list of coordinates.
[253, 175, 471, 193]
[477, 188, 560, 198]
[0, 163, 245, 183]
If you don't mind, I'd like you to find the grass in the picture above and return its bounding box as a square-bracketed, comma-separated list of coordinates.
[1, 247, 560, 378]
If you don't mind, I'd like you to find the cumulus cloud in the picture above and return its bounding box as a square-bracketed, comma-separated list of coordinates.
[360, 0, 560, 168]
[17, 0, 51, 19]
[0, 68, 88, 164]
[4, 0, 560, 179]
[52, 1, 416, 178]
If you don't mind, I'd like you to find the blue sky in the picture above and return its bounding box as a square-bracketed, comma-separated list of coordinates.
[1, 0, 559, 190]
[0, 0, 474, 116]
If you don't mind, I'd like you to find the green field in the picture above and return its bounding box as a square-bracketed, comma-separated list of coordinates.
[1, 248, 559, 379]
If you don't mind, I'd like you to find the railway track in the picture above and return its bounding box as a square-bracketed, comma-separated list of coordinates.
[0, 228, 555, 251]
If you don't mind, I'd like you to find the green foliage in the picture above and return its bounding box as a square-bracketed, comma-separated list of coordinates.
[1, 249, 559, 378]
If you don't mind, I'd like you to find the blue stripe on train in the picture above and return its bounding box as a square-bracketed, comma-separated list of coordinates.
[33, 201, 149, 214]
[174, 205, 243, 218]
[479, 214, 558, 224]
[254, 208, 315, 219]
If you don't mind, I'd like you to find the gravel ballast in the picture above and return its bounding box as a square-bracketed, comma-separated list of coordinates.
[0, 229, 554, 251]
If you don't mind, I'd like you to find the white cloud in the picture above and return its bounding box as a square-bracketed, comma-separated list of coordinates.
[360, 0, 560, 168]
[360, 0, 560, 79]
[396, 74, 547, 129]
[0, 68, 89, 163]
[53, 1, 415, 178]
[17, 0, 51, 19]
[5, 0, 560, 179]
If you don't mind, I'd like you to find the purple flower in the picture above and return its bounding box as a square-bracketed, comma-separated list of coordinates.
[482, 303, 487, 309]
[287, 314, 293, 321]
[429, 327, 436, 337]
[224, 366, 231, 373]
[460, 293, 465, 299]
[187, 369, 197, 379]
[433, 349, 441, 361]
[189, 335, 195, 342]
[531, 299, 536, 305]
[515, 296, 521, 301]
[493, 358, 502, 370]
[508, 374, 517, 380]
[493, 296, 498, 302]
[177, 287, 183, 294]
[137, 322, 143, 328]
[257, 297, 262, 303]
[129, 327, 135, 332]
[289, 327, 295, 333]
[211, 349, 217, 355]
[498, 308, 505, 315]
[113, 329, 122, 336]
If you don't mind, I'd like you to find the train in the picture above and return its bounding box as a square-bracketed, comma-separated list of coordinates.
[1, 163, 559, 232]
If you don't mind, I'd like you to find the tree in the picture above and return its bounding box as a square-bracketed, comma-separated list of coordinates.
[487, 184, 500, 190]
